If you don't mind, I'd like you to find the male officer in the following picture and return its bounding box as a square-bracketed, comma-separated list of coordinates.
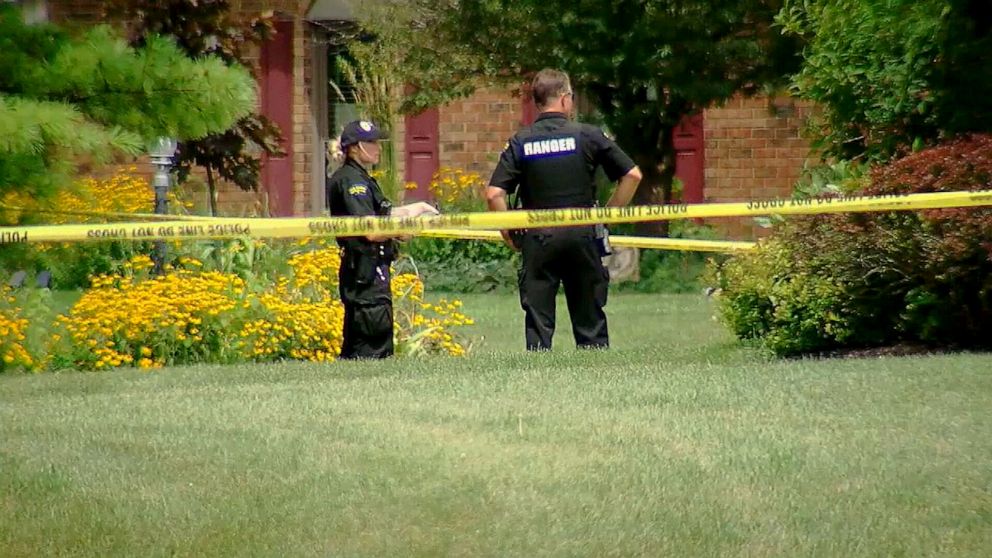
[327, 120, 438, 359]
[486, 69, 642, 351]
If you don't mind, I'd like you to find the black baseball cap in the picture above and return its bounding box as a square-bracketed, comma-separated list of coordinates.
[339, 120, 389, 149]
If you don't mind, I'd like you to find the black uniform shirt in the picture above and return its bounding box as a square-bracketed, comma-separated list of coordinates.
[326, 158, 392, 250]
[489, 112, 636, 209]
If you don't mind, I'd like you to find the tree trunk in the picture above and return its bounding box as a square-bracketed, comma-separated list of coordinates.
[629, 124, 676, 237]
[206, 166, 218, 217]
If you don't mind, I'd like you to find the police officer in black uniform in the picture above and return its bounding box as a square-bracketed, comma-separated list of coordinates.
[326, 120, 438, 359]
[487, 69, 642, 351]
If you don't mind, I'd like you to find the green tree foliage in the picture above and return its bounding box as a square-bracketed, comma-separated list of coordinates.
[0, 5, 255, 201]
[332, 2, 487, 200]
[352, 2, 494, 115]
[109, 0, 283, 215]
[778, 0, 992, 160]
[365, 0, 797, 228]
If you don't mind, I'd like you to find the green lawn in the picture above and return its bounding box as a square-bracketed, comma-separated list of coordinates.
[2, 293, 991, 556]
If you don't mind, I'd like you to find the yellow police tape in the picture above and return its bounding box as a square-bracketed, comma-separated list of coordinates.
[1, 190, 990, 247]
[1, 203, 755, 252]
[419, 229, 756, 252]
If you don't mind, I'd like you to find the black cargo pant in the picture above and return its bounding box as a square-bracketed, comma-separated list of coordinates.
[518, 226, 609, 351]
[339, 249, 393, 359]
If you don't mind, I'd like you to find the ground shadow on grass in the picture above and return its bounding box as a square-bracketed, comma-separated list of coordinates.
[794, 343, 991, 360]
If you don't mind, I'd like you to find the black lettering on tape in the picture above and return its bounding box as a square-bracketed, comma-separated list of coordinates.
[526, 211, 566, 225]
[431, 215, 469, 228]
[177, 225, 204, 236]
[398, 217, 423, 230]
[747, 199, 787, 211]
[353, 219, 374, 233]
[570, 208, 593, 221]
[207, 223, 250, 236]
[86, 228, 127, 239]
[309, 220, 348, 234]
[836, 195, 863, 203]
[0, 231, 28, 244]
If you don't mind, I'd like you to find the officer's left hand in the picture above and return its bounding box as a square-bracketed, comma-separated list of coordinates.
[500, 230, 520, 251]
[391, 202, 440, 218]
[414, 202, 440, 216]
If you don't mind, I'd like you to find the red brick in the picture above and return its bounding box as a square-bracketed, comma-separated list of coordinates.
[774, 127, 799, 140]
[754, 167, 776, 179]
[728, 168, 755, 178]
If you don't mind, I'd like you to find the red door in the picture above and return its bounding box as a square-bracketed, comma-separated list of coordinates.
[404, 108, 439, 201]
[259, 20, 294, 216]
[673, 113, 705, 204]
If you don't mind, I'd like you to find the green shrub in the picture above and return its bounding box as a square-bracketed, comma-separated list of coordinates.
[627, 250, 712, 293]
[711, 134, 992, 355]
[708, 231, 862, 356]
[401, 237, 519, 293]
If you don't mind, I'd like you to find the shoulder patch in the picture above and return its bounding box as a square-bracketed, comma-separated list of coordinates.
[347, 184, 369, 196]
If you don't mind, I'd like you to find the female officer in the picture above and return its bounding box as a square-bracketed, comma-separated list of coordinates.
[326, 120, 438, 359]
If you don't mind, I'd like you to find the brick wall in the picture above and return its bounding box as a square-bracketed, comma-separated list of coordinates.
[292, 16, 313, 215]
[438, 87, 525, 178]
[703, 95, 816, 238]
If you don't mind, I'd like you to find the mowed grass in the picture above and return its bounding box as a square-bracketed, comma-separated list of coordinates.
[2, 293, 991, 557]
